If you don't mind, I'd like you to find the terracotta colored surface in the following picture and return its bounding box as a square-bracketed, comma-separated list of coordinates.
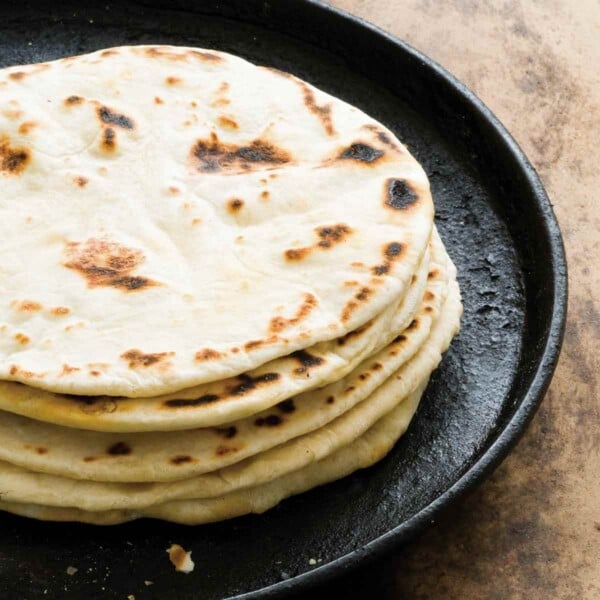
[324, 1, 600, 598]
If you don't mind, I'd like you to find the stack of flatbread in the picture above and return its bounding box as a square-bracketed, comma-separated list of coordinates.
[0, 46, 461, 525]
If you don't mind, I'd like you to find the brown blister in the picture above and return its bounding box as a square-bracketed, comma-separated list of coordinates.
[217, 115, 239, 130]
[337, 320, 372, 346]
[227, 198, 244, 213]
[195, 348, 223, 361]
[11, 300, 42, 312]
[63, 237, 159, 291]
[97, 106, 135, 129]
[215, 446, 238, 457]
[8, 365, 39, 379]
[170, 455, 194, 465]
[341, 287, 373, 322]
[24, 444, 48, 455]
[100, 127, 117, 153]
[285, 224, 352, 261]
[107, 442, 131, 456]
[190, 133, 291, 173]
[337, 142, 385, 165]
[269, 293, 318, 333]
[64, 95, 84, 106]
[121, 349, 174, 369]
[18, 121, 36, 135]
[14, 333, 29, 345]
[0, 135, 30, 175]
[298, 82, 335, 136]
[244, 336, 279, 351]
[51, 307, 70, 316]
[60, 364, 80, 375]
[73, 176, 88, 188]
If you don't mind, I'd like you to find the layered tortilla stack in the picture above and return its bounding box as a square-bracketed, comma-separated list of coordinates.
[0, 46, 461, 524]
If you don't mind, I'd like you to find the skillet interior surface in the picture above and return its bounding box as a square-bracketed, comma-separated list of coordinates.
[0, 1, 566, 598]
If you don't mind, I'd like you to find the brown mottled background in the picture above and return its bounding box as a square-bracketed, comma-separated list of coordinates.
[319, 1, 600, 598]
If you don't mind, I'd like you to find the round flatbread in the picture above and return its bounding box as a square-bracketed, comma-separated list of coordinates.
[0, 45, 433, 397]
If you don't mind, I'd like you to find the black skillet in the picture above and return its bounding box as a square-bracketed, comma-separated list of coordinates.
[0, 1, 567, 598]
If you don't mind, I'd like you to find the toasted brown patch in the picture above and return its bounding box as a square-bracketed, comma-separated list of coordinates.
[215, 426, 237, 439]
[394, 334, 407, 343]
[89, 370, 101, 376]
[24, 444, 48, 455]
[12, 300, 42, 312]
[254, 414, 283, 427]
[195, 348, 223, 361]
[145, 47, 222, 63]
[217, 115, 239, 130]
[338, 142, 384, 164]
[163, 394, 220, 408]
[154, 96, 164, 105]
[101, 127, 116, 152]
[298, 82, 335, 136]
[63, 237, 158, 291]
[363, 124, 401, 152]
[244, 335, 278, 351]
[61, 364, 80, 375]
[269, 293, 318, 333]
[227, 198, 244, 213]
[384, 178, 419, 210]
[121, 349, 173, 369]
[107, 442, 131, 456]
[191, 133, 291, 173]
[260, 190, 270, 200]
[407, 319, 419, 331]
[165, 76, 182, 86]
[228, 372, 280, 396]
[65, 95, 84, 106]
[74, 176, 88, 188]
[83, 456, 96, 462]
[97, 106, 135, 129]
[341, 287, 373, 322]
[14, 333, 29, 345]
[18, 121, 36, 135]
[51, 306, 70, 316]
[425, 291, 435, 301]
[215, 445, 237, 456]
[371, 362, 383, 371]
[0, 135, 30, 175]
[285, 224, 352, 261]
[8, 71, 26, 81]
[170, 455, 193, 465]
[326, 396, 335, 404]
[8, 365, 37, 379]
[337, 321, 372, 346]
[359, 372, 370, 381]
[291, 349, 325, 375]
[277, 399, 296, 413]
[100, 49, 118, 57]
[428, 269, 439, 280]
[344, 386, 356, 394]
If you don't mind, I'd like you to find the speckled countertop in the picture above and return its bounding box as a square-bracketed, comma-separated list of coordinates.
[323, 1, 600, 597]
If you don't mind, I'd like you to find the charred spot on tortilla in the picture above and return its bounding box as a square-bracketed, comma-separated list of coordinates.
[254, 414, 283, 427]
[121, 349, 173, 369]
[338, 143, 384, 163]
[277, 399, 296, 413]
[385, 178, 419, 210]
[0, 136, 30, 175]
[107, 442, 131, 456]
[97, 106, 135, 129]
[164, 394, 220, 408]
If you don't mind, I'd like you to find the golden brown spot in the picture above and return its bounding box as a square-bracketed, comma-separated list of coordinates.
[244, 335, 278, 351]
[14, 333, 29, 345]
[0, 135, 30, 175]
[90, 370, 101, 376]
[51, 306, 70, 316]
[101, 127, 117, 152]
[100, 49, 118, 57]
[215, 446, 237, 456]
[285, 247, 311, 261]
[18, 121, 36, 135]
[217, 115, 239, 129]
[154, 96, 164, 105]
[190, 101, 197, 108]
[359, 372, 370, 381]
[165, 76, 182, 86]
[168, 186, 180, 195]
[428, 269, 439, 280]
[425, 291, 435, 301]
[384, 178, 419, 210]
[24, 444, 48, 455]
[195, 348, 222, 361]
[344, 386, 356, 394]
[64, 95, 84, 106]
[341, 287, 372, 322]
[83, 456, 96, 462]
[8, 365, 37, 379]
[107, 442, 131, 456]
[424, 306, 434, 313]
[326, 396, 335, 404]
[407, 319, 419, 331]
[344, 281, 359, 287]
[63, 237, 158, 291]
[260, 190, 270, 200]
[231, 347, 240, 353]
[372, 363, 383, 371]
[299, 82, 335, 136]
[269, 293, 318, 333]
[190, 133, 291, 173]
[74, 176, 88, 188]
[351, 262, 365, 268]
[61, 364, 80, 375]
[97, 106, 135, 129]
[12, 300, 42, 312]
[145, 47, 222, 63]
[192, 218, 201, 226]
[411, 274, 418, 284]
[121, 349, 174, 369]
[170, 455, 193, 465]
[227, 198, 244, 213]
[8, 71, 26, 81]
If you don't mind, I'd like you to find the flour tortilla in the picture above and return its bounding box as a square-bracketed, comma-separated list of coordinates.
[0, 45, 433, 397]
[0, 239, 429, 432]
[0, 279, 460, 510]
[0, 257, 453, 484]
[0, 381, 428, 525]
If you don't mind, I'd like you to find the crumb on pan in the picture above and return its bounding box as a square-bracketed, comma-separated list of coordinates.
[166, 543, 195, 573]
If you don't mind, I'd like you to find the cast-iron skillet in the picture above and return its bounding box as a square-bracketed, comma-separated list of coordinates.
[0, 1, 567, 598]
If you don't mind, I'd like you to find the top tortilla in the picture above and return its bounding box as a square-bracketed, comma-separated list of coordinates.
[0, 45, 433, 397]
